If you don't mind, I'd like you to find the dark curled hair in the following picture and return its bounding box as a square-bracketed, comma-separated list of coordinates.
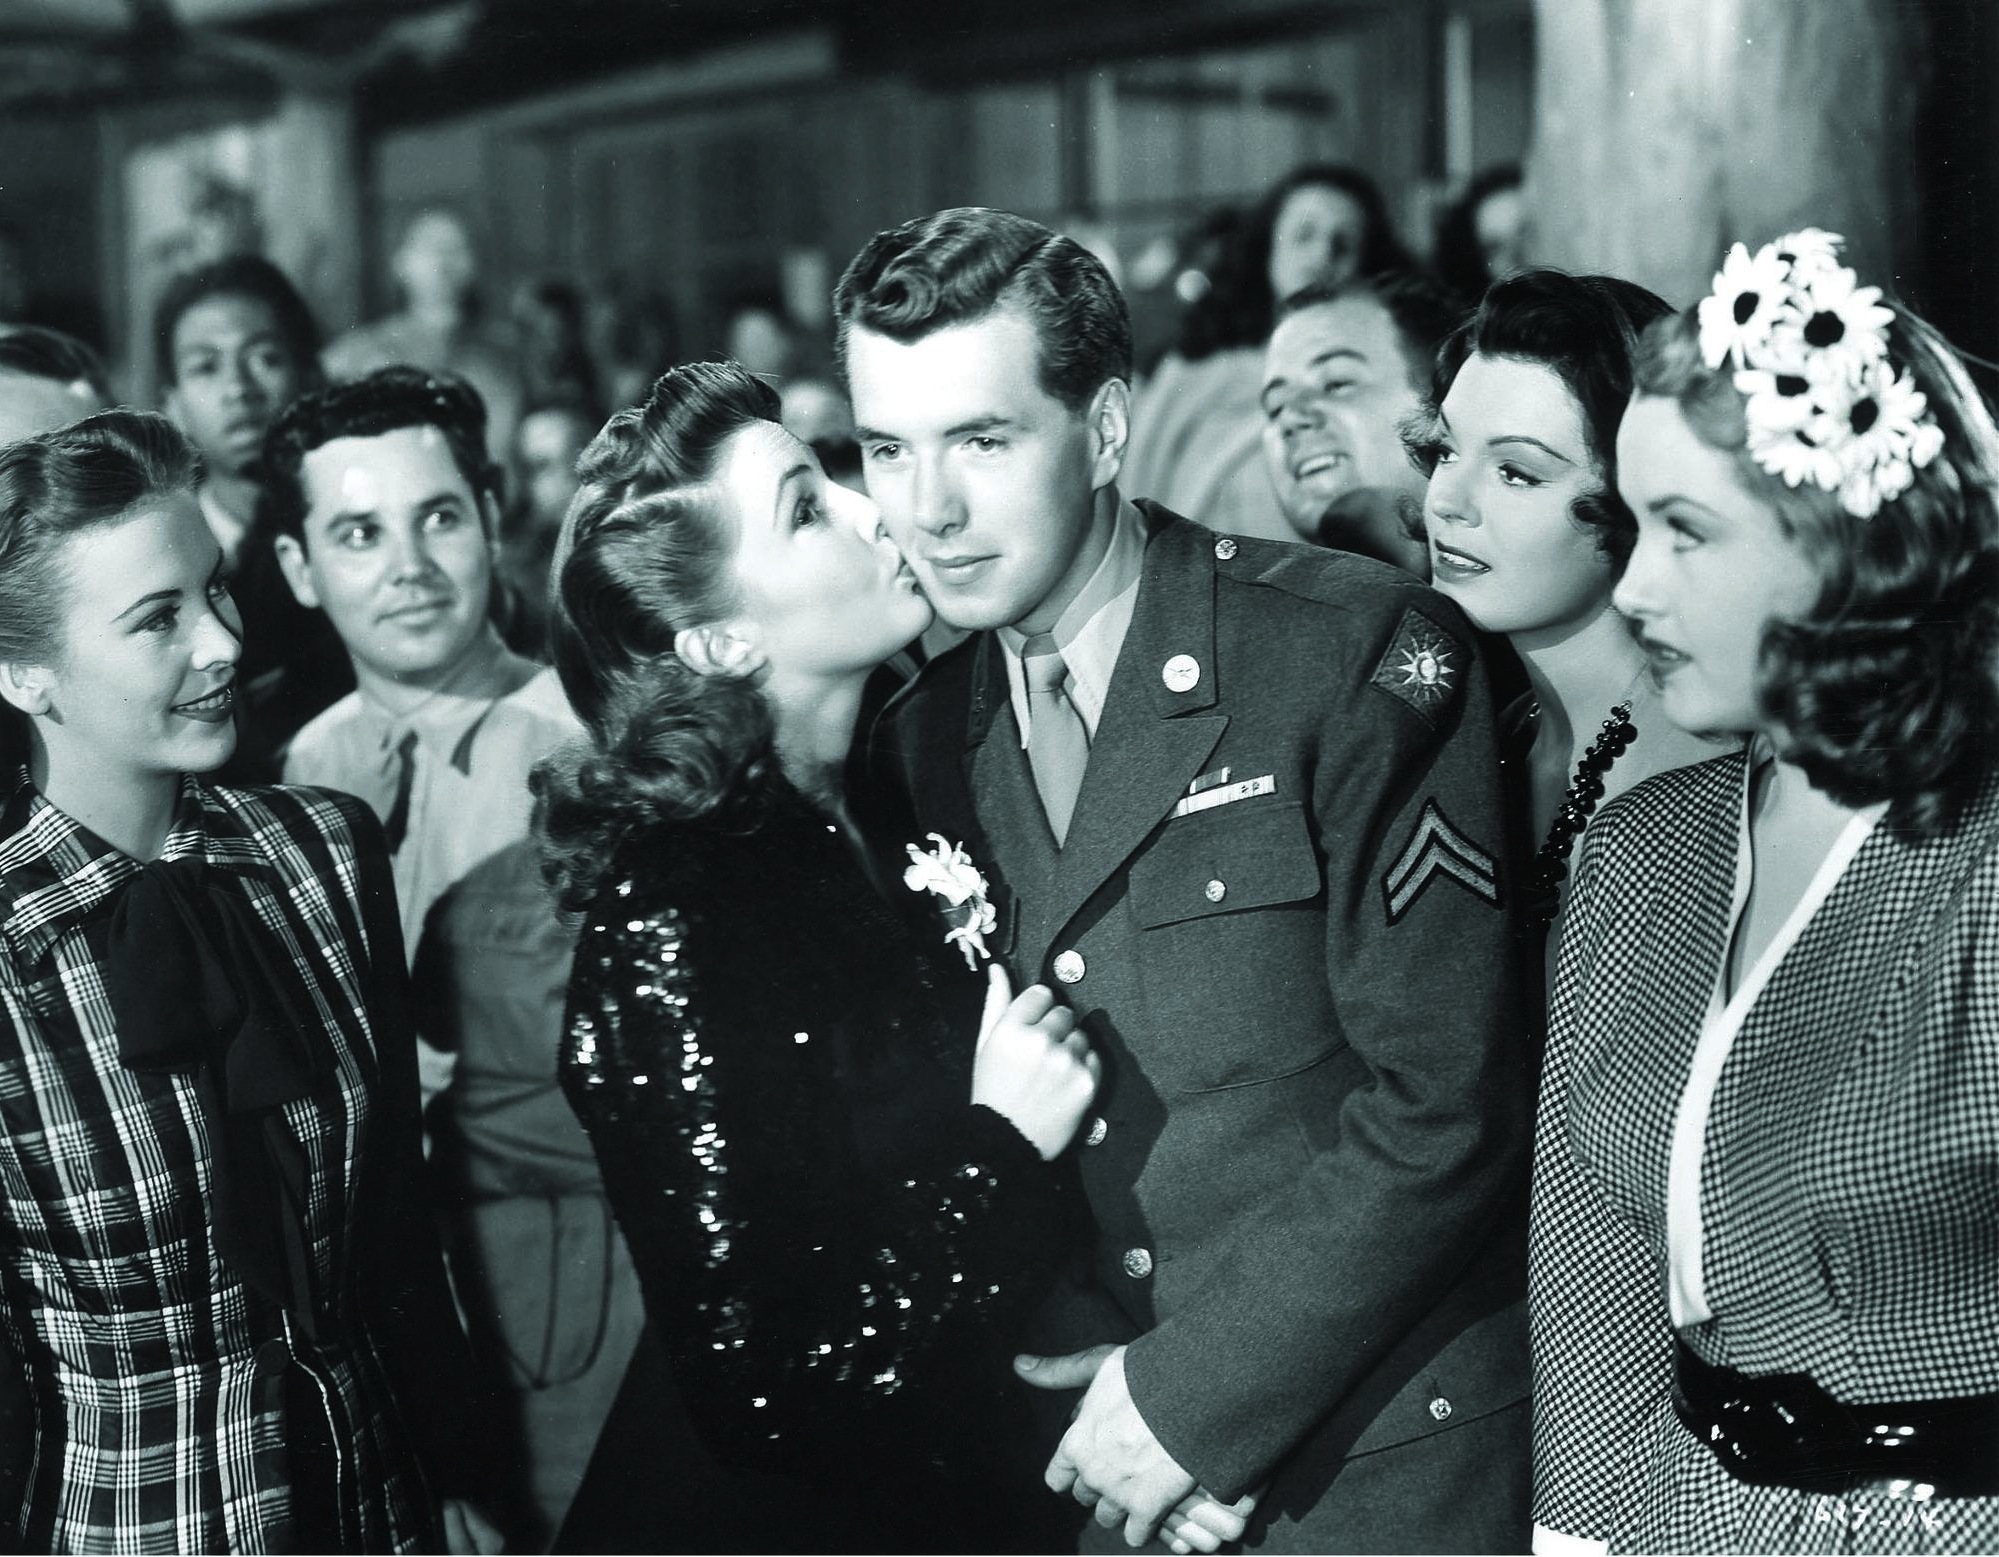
[531, 361, 781, 911]
[0, 324, 111, 403]
[833, 206, 1132, 411]
[1635, 305, 1999, 832]
[1175, 165, 1417, 362]
[260, 366, 499, 543]
[1279, 271, 1468, 394]
[1432, 164, 1524, 302]
[153, 255, 323, 389]
[1420, 269, 1672, 568]
[0, 411, 199, 772]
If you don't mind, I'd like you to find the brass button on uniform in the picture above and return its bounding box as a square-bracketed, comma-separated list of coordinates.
[1204, 878, 1227, 903]
[1428, 1396, 1453, 1422]
[1122, 1247, 1154, 1279]
[1053, 949, 1086, 984]
[1214, 536, 1238, 560]
[1084, 1116, 1108, 1147]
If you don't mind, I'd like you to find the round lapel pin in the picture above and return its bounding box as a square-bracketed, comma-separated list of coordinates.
[1162, 654, 1201, 693]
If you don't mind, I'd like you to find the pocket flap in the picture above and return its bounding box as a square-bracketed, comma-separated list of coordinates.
[1129, 798, 1322, 929]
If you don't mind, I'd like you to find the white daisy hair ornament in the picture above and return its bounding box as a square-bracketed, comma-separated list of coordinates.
[1696, 228, 1945, 519]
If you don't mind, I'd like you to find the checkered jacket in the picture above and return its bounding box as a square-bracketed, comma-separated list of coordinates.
[1531, 753, 1999, 1553]
[0, 774, 473, 1553]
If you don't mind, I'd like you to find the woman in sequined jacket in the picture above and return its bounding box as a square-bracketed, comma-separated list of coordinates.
[532, 363, 1150, 1554]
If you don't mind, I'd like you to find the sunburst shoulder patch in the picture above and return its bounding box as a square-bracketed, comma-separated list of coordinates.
[1368, 608, 1463, 724]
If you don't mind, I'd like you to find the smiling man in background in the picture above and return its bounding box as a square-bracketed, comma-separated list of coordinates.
[265, 366, 641, 1552]
[1259, 273, 1463, 577]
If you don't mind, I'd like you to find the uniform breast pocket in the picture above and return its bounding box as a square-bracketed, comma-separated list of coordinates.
[1125, 799, 1336, 1091]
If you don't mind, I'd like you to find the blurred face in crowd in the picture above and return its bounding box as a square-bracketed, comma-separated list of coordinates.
[1269, 183, 1370, 303]
[1614, 394, 1822, 736]
[395, 211, 477, 315]
[514, 406, 594, 534]
[1423, 353, 1615, 642]
[0, 371, 100, 444]
[1261, 294, 1428, 539]
[847, 305, 1127, 636]
[165, 293, 307, 481]
[1477, 186, 1528, 281]
[696, 419, 932, 685]
[727, 307, 797, 380]
[1, 495, 241, 782]
[275, 424, 496, 691]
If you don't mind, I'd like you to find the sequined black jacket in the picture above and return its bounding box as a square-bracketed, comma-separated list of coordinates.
[561, 773, 1076, 1487]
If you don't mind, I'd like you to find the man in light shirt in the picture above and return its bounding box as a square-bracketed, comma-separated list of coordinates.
[266, 367, 639, 1551]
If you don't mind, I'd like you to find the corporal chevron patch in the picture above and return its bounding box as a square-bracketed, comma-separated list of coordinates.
[1369, 608, 1463, 725]
[1382, 798, 1499, 923]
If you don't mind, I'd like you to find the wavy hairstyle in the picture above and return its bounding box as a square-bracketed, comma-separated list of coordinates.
[1635, 304, 1999, 832]
[0, 410, 200, 774]
[834, 206, 1132, 411]
[1417, 269, 1673, 568]
[531, 361, 781, 911]
[1177, 164, 1418, 362]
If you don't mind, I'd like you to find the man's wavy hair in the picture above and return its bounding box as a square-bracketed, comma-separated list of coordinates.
[260, 367, 499, 544]
[833, 206, 1132, 412]
[1635, 303, 1999, 833]
[1415, 269, 1673, 569]
[531, 361, 780, 912]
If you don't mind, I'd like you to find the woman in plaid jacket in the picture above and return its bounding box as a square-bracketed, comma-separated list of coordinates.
[0, 412, 492, 1551]
[1531, 232, 1999, 1554]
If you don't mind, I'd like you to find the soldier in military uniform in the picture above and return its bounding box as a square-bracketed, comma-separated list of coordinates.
[842, 207, 1532, 1554]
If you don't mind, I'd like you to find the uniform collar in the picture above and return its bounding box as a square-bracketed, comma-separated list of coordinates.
[0, 768, 274, 966]
[994, 495, 1147, 745]
[964, 502, 1218, 750]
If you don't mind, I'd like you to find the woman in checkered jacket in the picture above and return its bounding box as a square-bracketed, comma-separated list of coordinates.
[0, 411, 495, 1551]
[1531, 231, 1999, 1555]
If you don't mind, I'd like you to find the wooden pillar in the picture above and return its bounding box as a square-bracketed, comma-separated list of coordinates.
[1524, 0, 1923, 308]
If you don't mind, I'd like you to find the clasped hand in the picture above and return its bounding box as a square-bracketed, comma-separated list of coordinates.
[1017, 1344, 1258, 1552]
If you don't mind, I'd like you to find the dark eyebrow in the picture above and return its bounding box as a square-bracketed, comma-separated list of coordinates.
[1646, 494, 1726, 521]
[1261, 348, 1367, 410]
[115, 587, 180, 624]
[773, 462, 815, 523]
[1486, 435, 1580, 466]
[851, 424, 895, 446]
[942, 415, 1018, 439]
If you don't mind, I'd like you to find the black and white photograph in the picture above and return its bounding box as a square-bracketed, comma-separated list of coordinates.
[0, 1, 1993, 1552]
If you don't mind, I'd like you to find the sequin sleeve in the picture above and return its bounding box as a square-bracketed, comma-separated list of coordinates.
[561, 884, 1066, 1476]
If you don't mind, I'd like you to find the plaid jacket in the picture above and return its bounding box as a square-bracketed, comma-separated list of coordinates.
[0, 773, 475, 1553]
[1531, 754, 1999, 1553]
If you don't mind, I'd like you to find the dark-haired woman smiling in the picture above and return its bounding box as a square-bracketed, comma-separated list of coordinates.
[0, 411, 491, 1551]
[540, 363, 1270, 1555]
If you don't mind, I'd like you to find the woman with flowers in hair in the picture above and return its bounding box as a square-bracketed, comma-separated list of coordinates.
[539, 362, 1251, 1555]
[1530, 228, 1999, 1554]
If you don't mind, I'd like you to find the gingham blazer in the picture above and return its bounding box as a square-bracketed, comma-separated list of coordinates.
[0, 773, 475, 1553]
[1531, 753, 1999, 1555]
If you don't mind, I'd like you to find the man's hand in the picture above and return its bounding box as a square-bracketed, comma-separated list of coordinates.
[1020, 1344, 1198, 1549]
[440, 1497, 505, 1554]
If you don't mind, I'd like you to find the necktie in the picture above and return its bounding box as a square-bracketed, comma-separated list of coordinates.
[1021, 634, 1090, 845]
[381, 729, 419, 855]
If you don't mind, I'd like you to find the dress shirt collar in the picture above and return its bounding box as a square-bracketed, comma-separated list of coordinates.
[353, 631, 538, 778]
[997, 494, 1146, 745]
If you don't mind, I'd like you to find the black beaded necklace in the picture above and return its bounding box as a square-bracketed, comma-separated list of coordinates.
[1523, 700, 1637, 917]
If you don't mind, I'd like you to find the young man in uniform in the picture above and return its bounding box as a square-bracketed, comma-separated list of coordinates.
[845, 208, 1531, 1554]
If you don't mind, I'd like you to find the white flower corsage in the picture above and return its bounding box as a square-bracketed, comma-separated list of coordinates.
[1699, 227, 1942, 520]
[903, 833, 998, 970]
